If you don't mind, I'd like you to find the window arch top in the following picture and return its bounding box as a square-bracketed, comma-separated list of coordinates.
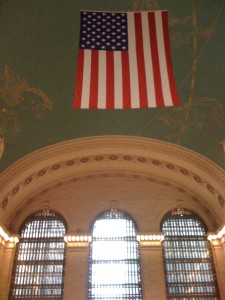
[19, 209, 67, 235]
[92, 208, 138, 229]
[161, 208, 207, 236]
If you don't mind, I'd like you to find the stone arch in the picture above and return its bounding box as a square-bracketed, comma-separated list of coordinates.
[0, 136, 224, 232]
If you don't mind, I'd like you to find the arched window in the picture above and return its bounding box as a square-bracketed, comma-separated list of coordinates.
[9, 209, 67, 299]
[88, 209, 143, 300]
[161, 208, 220, 299]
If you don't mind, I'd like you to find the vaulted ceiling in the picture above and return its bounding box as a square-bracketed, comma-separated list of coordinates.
[0, 0, 224, 172]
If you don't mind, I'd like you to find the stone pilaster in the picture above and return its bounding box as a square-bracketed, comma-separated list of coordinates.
[0, 240, 17, 300]
[63, 234, 91, 300]
[209, 235, 225, 299]
[138, 233, 167, 300]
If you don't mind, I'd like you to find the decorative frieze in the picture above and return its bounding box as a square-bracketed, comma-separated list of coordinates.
[1, 153, 224, 210]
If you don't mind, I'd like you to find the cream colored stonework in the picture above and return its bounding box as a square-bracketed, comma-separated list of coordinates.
[0, 136, 225, 299]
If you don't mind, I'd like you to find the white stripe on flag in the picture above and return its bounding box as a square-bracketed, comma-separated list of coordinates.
[98, 51, 106, 109]
[114, 51, 123, 109]
[141, 12, 156, 107]
[81, 49, 91, 108]
[127, 12, 140, 108]
[155, 11, 173, 106]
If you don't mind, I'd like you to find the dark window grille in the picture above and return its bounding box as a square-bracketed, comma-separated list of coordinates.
[88, 209, 143, 300]
[9, 210, 67, 300]
[161, 208, 220, 300]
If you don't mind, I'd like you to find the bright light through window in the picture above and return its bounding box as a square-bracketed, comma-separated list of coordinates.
[88, 209, 142, 300]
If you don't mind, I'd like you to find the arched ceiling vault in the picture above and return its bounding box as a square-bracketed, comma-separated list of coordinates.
[0, 136, 224, 231]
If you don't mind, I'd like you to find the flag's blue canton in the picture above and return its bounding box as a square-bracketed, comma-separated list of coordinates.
[79, 11, 128, 51]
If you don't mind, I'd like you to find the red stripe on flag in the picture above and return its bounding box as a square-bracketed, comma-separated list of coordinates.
[122, 51, 131, 109]
[89, 50, 99, 108]
[106, 51, 114, 109]
[148, 12, 165, 107]
[162, 11, 180, 106]
[135, 13, 148, 108]
[73, 49, 84, 108]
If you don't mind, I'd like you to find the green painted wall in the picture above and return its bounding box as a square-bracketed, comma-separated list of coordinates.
[0, 0, 224, 171]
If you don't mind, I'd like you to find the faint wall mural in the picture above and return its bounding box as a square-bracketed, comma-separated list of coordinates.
[133, 0, 225, 144]
[0, 65, 53, 157]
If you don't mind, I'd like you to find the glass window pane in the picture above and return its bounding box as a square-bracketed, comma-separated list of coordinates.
[9, 210, 67, 300]
[88, 209, 142, 300]
[161, 208, 220, 300]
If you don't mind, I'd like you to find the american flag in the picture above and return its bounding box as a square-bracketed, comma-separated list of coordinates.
[73, 10, 180, 109]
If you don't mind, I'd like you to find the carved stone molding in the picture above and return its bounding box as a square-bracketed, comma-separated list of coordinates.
[0, 136, 224, 214]
[1, 136, 225, 191]
[1, 153, 224, 210]
[6, 172, 220, 230]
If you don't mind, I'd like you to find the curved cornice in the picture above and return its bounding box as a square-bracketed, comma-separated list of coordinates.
[0, 136, 224, 213]
[1, 136, 225, 187]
